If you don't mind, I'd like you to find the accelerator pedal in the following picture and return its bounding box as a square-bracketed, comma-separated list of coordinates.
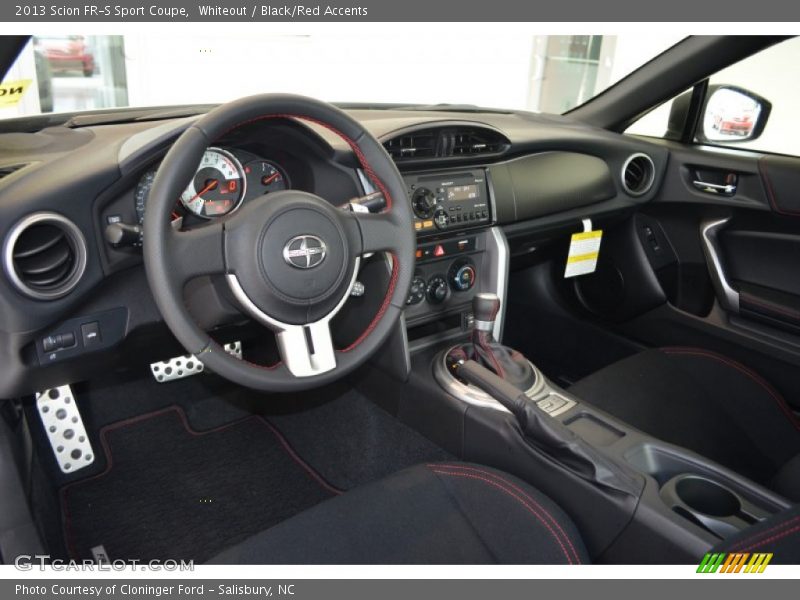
[36, 384, 95, 474]
[150, 341, 242, 383]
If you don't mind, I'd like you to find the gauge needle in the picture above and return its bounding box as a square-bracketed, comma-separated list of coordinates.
[187, 179, 218, 203]
[262, 173, 280, 186]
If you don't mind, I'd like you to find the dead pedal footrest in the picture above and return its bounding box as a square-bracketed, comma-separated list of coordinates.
[36, 384, 95, 474]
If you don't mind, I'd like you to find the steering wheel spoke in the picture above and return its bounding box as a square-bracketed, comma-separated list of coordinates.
[166, 221, 226, 284]
[274, 320, 337, 377]
[345, 210, 403, 256]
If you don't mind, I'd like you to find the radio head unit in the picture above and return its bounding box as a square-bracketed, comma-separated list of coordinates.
[404, 169, 492, 236]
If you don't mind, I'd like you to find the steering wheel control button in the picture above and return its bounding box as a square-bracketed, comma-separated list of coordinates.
[36, 384, 95, 474]
[283, 235, 327, 269]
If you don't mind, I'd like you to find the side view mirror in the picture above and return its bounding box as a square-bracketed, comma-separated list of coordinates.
[697, 85, 771, 143]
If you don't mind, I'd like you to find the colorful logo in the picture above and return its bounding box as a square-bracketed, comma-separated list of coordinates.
[697, 552, 773, 573]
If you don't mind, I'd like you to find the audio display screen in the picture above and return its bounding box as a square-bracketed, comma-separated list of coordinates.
[446, 184, 479, 202]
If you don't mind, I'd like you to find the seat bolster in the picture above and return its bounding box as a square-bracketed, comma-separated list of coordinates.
[713, 504, 800, 564]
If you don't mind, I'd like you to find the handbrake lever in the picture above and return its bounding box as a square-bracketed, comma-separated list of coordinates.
[455, 359, 641, 496]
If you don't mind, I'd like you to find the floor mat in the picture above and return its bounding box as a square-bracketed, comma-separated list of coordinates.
[60, 406, 338, 562]
[269, 389, 453, 490]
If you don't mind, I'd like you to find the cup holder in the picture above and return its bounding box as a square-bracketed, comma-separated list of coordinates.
[674, 476, 741, 517]
[660, 474, 765, 539]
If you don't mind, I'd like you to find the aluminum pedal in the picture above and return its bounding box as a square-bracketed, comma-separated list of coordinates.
[36, 384, 95, 474]
[150, 341, 242, 383]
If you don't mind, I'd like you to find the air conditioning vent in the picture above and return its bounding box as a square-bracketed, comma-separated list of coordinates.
[621, 153, 655, 197]
[3, 213, 87, 300]
[449, 129, 509, 156]
[0, 163, 30, 181]
[383, 132, 437, 160]
[383, 126, 510, 161]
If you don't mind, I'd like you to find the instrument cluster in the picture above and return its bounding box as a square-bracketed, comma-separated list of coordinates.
[134, 147, 290, 225]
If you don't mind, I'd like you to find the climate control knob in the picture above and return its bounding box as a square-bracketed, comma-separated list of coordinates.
[449, 259, 477, 292]
[411, 187, 436, 219]
[406, 276, 427, 305]
[426, 275, 449, 304]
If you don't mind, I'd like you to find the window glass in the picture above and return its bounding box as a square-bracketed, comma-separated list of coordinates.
[0, 34, 682, 120]
[627, 37, 800, 157]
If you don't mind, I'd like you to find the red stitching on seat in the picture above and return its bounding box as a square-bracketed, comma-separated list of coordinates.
[726, 515, 800, 552]
[429, 463, 582, 564]
[428, 466, 580, 564]
[660, 347, 800, 431]
[740, 524, 800, 552]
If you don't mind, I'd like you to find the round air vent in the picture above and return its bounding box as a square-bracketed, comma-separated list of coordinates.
[3, 213, 87, 300]
[621, 153, 655, 197]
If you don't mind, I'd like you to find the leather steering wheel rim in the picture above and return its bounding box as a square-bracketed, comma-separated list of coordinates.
[143, 94, 414, 392]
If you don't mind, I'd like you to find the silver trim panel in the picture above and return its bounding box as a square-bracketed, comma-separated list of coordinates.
[700, 217, 739, 313]
[432, 346, 576, 417]
[226, 258, 360, 377]
[486, 226, 510, 341]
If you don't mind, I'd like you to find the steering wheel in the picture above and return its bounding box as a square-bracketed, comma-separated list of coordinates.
[143, 94, 414, 392]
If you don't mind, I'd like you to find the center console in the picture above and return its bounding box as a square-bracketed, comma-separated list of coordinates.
[362, 169, 791, 561]
[406, 291, 791, 562]
[399, 168, 508, 345]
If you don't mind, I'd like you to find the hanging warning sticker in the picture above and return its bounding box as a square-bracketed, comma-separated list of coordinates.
[0, 79, 32, 108]
[564, 219, 602, 278]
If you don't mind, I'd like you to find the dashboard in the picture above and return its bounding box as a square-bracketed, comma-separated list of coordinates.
[0, 105, 670, 398]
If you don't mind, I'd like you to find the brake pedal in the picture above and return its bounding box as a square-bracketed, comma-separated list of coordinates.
[36, 385, 95, 474]
[150, 341, 242, 383]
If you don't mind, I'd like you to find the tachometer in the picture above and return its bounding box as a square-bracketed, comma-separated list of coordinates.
[179, 148, 246, 218]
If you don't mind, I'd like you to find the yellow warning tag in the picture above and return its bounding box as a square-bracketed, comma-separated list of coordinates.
[564, 220, 602, 278]
[0, 79, 32, 108]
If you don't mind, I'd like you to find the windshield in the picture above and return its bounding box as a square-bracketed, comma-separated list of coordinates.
[1, 33, 684, 120]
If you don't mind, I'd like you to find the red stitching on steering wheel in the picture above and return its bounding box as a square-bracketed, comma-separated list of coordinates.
[207, 112, 402, 367]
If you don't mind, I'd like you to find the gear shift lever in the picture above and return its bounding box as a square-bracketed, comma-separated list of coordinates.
[446, 292, 536, 391]
[472, 293, 501, 339]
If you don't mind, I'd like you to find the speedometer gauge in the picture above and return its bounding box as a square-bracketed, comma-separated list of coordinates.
[180, 148, 246, 218]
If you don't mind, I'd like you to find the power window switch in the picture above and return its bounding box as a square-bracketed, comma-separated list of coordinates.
[81, 321, 102, 347]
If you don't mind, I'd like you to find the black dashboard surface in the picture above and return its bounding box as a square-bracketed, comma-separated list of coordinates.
[0, 105, 668, 397]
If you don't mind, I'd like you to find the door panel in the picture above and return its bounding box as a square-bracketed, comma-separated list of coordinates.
[578, 138, 800, 411]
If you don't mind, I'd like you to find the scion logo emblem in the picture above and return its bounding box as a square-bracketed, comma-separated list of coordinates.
[283, 235, 327, 269]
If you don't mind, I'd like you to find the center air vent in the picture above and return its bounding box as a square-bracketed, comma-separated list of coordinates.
[383, 125, 510, 161]
[383, 131, 437, 160]
[621, 153, 655, 197]
[3, 213, 88, 300]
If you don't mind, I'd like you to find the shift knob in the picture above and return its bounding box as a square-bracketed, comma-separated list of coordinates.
[472, 293, 500, 333]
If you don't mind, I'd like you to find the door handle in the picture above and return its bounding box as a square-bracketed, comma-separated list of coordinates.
[700, 217, 739, 313]
[693, 180, 737, 195]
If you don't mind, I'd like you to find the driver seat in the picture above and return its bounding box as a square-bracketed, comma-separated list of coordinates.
[210, 462, 588, 564]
